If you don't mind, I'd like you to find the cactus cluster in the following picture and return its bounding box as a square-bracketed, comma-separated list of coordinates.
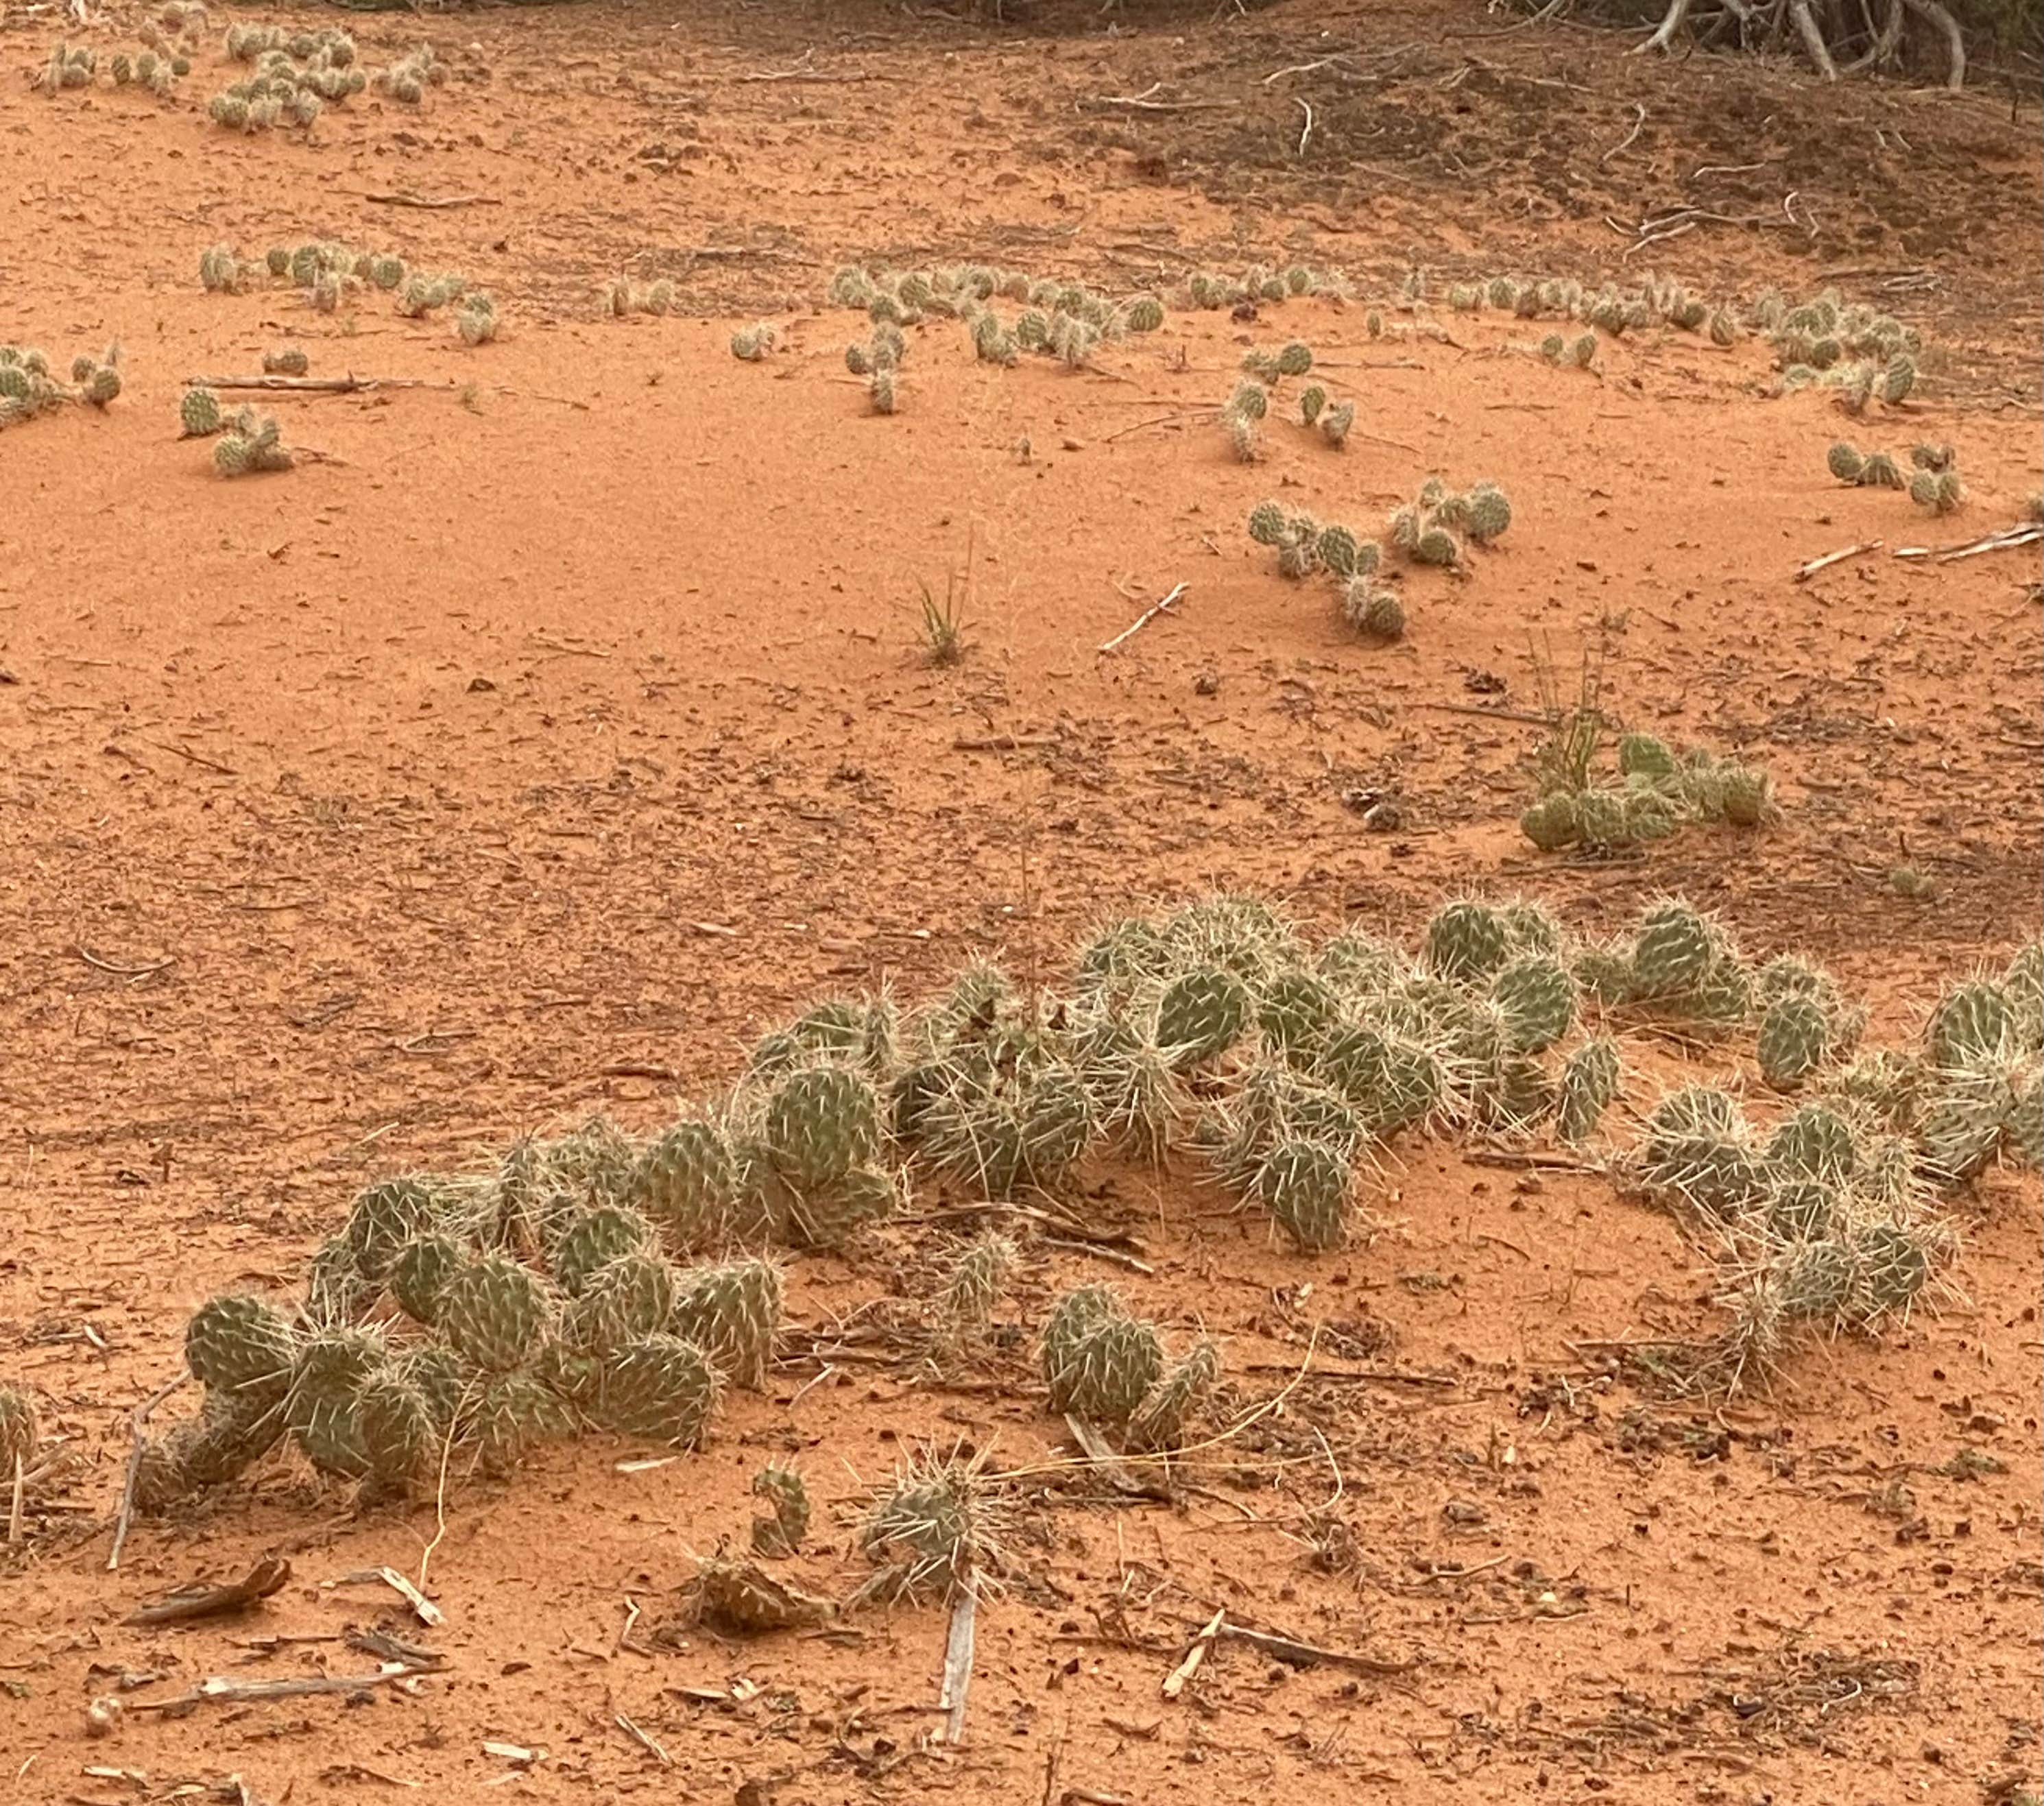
[1, 341, 123, 430]
[1441, 270, 1732, 347]
[1183, 262, 1345, 309]
[108, 43, 191, 97]
[108, 886, 2027, 1520]
[1379, 475, 1515, 574]
[1761, 289, 1923, 403]
[1037, 1286, 1221, 1452]
[36, 41, 99, 92]
[1247, 500, 1403, 640]
[200, 241, 432, 328]
[456, 293, 500, 346]
[1537, 331, 1601, 370]
[209, 407, 294, 477]
[859, 1443, 1013, 1602]
[138, 1144, 797, 1504]
[208, 29, 363, 131]
[374, 43, 444, 107]
[1521, 730, 1776, 855]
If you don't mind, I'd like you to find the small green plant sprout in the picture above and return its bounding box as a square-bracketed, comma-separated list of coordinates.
[179, 386, 224, 437]
[1319, 400, 1355, 448]
[730, 322, 777, 361]
[456, 293, 499, 346]
[917, 573, 966, 668]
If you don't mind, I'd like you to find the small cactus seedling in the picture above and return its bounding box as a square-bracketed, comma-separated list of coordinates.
[730, 322, 777, 361]
[456, 293, 499, 346]
[750, 1462, 810, 1554]
[1909, 467, 1964, 514]
[1319, 400, 1355, 448]
[179, 387, 223, 437]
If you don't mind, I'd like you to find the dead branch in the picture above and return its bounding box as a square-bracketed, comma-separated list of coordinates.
[129, 1663, 439, 1713]
[359, 191, 498, 208]
[126, 1557, 291, 1626]
[1098, 582, 1188, 655]
[184, 374, 438, 395]
[1207, 1620, 1423, 1677]
[1898, 0, 1965, 86]
[108, 1373, 189, 1572]
[939, 1589, 977, 1744]
[1788, 0, 1842, 77]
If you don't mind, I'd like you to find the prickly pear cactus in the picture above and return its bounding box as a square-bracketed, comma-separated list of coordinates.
[1127, 1338, 1221, 1454]
[940, 1231, 1018, 1329]
[553, 1205, 655, 1297]
[180, 386, 222, 436]
[390, 1232, 465, 1327]
[1258, 967, 1341, 1062]
[671, 1257, 782, 1390]
[1043, 1308, 1164, 1425]
[1247, 500, 1288, 546]
[1631, 901, 1716, 996]
[1555, 1035, 1621, 1143]
[1765, 1103, 1859, 1184]
[762, 1066, 882, 1190]
[356, 1366, 436, 1489]
[133, 1387, 282, 1510]
[1519, 791, 1580, 852]
[286, 1326, 385, 1478]
[1154, 967, 1251, 1066]
[1489, 955, 1578, 1053]
[1757, 994, 1830, 1091]
[437, 1253, 551, 1373]
[465, 1370, 569, 1478]
[185, 1294, 298, 1392]
[1927, 980, 2015, 1070]
[751, 1461, 812, 1554]
[629, 1119, 736, 1253]
[597, 1333, 721, 1446]
[1258, 1137, 1351, 1251]
[1465, 482, 1512, 544]
[344, 1177, 440, 1282]
[1423, 899, 1511, 983]
[570, 1251, 678, 1353]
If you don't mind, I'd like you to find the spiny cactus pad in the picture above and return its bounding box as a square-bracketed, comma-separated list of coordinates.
[438, 1253, 551, 1372]
[185, 1293, 297, 1392]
